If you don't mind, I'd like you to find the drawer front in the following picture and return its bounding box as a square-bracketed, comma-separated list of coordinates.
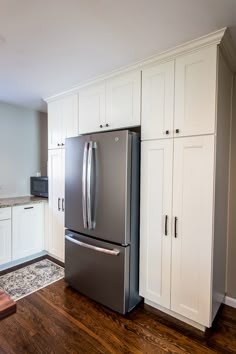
[0, 207, 11, 221]
[65, 230, 130, 314]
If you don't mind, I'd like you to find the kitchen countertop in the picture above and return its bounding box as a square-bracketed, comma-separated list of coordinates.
[0, 196, 48, 208]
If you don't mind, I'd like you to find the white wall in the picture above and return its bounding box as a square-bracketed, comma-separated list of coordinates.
[0, 102, 47, 198]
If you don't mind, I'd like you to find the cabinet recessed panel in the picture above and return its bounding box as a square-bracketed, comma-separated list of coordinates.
[140, 140, 173, 308]
[106, 70, 141, 129]
[174, 46, 217, 136]
[78, 83, 106, 134]
[171, 135, 214, 326]
[142, 61, 174, 140]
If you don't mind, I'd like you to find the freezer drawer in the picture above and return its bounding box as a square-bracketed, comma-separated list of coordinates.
[65, 230, 130, 314]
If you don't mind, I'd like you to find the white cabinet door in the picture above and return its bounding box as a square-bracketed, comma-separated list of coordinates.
[142, 61, 175, 140]
[78, 82, 106, 134]
[48, 100, 62, 149]
[48, 95, 79, 149]
[174, 46, 217, 137]
[171, 135, 215, 326]
[0, 219, 11, 265]
[48, 149, 65, 260]
[106, 70, 141, 130]
[139, 139, 173, 308]
[61, 94, 79, 145]
[12, 203, 44, 260]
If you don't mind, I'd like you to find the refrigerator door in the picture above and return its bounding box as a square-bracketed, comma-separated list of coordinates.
[65, 135, 91, 232]
[65, 230, 130, 314]
[87, 130, 131, 245]
[65, 130, 132, 245]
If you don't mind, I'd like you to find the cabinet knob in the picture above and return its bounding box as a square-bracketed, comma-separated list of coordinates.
[100, 125, 103, 128]
[106, 123, 109, 127]
[61, 143, 64, 146]
[165, 130, 169, 135]
[57, 143, 60, 146]
[175, 129, 180, 134]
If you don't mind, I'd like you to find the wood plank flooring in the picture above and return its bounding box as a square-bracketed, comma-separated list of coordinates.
[0, 279, 236, 353]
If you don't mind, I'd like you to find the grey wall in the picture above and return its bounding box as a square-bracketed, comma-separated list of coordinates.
[227, 75, 236, 298]
[0, 102, 47, 198]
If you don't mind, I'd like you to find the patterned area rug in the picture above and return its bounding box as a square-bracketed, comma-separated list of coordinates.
[0, 259, 64, 301]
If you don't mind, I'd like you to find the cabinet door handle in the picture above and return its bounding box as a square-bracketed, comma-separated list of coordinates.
[58, 198, 61, 211]
[24, 207, 34, 210]
[165, 130, 169, 135]
[61, 143, 64, 146]
[57, 143, 60, 146]
[175, 129, 180, 134]
[174, 217, 178, 238]
[62, 198, 65, 212]
[106, 123, 109, 127]
[165, 215, 168, 236]
[99, 125, 103, 128]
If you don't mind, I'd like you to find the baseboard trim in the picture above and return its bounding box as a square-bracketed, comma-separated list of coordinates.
[46, 255, 64, 268]
[145, 299, 206, 332]
[224, 296, 236, 308]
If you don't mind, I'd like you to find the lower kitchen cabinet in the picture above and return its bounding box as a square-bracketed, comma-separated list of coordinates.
[48, 149, 65, 261]
[12, 203, 44, 260]
[0, 218, 11, 265]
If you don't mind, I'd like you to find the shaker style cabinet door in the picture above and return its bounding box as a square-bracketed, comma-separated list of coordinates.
[139, 139, 173, 308]
[106, 70, 141, 130]
[141, 61, 175, 140]
[48, 149, 65, 260]
[171, 135, 215, 326]
[0, 219, 11, 265]
[78, 82, 106, 134]
[48, 95, 79, 149]
[48, 100, 62, 149]
[61, 94, 79, 145]
[174, 46, 217, 137]
[12, 204, 44, 260]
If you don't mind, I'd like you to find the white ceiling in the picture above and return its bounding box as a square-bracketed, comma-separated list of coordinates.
[0, 0, 236, 112]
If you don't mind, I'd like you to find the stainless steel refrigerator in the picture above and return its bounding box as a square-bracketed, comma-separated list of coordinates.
[64, 130, 142, 314]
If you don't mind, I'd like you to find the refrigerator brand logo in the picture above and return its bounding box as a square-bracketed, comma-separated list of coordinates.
[115, 137, 119, 142]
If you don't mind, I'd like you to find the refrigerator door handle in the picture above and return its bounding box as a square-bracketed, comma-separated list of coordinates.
[87, 141, 93, 230]
[65, 235, 120, 256]
[82, 142, 89, 229]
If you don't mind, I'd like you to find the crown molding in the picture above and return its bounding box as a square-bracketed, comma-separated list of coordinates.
[220, 28, 236, 72]
[44, 27, 229, 103]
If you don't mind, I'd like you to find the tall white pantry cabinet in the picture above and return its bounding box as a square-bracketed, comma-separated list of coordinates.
[139, 31, 235, 329]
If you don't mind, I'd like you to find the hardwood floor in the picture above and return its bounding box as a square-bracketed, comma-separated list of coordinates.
[0, 279, 235, 353]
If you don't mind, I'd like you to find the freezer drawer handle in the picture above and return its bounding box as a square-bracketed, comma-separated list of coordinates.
[65, 235, 120, 256]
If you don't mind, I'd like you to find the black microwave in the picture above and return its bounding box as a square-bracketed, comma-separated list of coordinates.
[30, 177, 48, 198]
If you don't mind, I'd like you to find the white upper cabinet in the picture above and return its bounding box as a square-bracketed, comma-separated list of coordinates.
[142, 61, 175, 140]
[78, 70, 141, 134]
[78, 82, 106, 134]
[171, 135, 215, 326]
[174, 46, 217, 137]
[139, 139, 173, 309]
[106, 70, 141, 130]
[61, 95, 79, 145]
[48, 100, 62, 149]
[48, 94, 78, 149]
